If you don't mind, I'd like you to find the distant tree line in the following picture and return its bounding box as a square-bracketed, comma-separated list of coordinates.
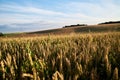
[0, 32, 4, 36]
[98, 21, 120, 25]
[63, 24, 87, 28]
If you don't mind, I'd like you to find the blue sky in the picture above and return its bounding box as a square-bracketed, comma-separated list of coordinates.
[0, 0, 120, 33]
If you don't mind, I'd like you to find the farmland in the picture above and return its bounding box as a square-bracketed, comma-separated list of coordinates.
[0, 32, 120, 80]
[1, 23, 120, 37]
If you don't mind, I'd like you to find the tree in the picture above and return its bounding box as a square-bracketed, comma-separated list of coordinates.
[0, 32, 3, 36]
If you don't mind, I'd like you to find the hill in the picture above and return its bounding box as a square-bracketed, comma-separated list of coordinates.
[28, 23, 120, 35]
[1, 22, 120, 37]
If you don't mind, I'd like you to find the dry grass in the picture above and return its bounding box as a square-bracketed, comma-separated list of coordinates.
[2, 23, 120, 38]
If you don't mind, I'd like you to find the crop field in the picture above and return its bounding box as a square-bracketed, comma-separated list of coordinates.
[0, 32, 120, 80]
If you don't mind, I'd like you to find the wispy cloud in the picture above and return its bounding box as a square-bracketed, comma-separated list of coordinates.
[58, 0, 120, 22]
[0, 4, 69, 25]
[0, 0, 120, 33]
[0, 4, 67, 16]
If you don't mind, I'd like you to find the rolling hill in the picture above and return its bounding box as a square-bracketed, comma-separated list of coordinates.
[28, 23, 120, 34]
[1, 22, 120, 37]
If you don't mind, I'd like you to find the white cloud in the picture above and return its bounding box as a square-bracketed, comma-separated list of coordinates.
[0, 1, 120, 33]
[58, 1, 120, 23]
[0, 1, 120, 24]
[0, 4, 69, 25]
[0, 4, 67, 16]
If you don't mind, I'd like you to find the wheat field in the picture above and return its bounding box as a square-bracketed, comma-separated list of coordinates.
[0, 32, 120, 80]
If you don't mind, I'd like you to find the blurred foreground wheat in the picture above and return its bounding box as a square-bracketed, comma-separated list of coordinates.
[0, 32, 120, 80]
